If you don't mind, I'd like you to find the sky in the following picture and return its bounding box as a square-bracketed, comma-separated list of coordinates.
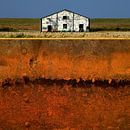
[0, 0, 130, 18]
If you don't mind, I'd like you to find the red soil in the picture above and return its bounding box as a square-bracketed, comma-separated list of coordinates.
[0, 39, 130, 129]
[0, 84, 129, 130]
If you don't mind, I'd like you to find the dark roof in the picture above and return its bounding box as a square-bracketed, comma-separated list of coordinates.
[41, 9, 90, 19]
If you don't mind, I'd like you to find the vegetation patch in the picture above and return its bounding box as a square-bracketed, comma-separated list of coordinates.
[0, 27, 17, 32]
[9, 33, 33, 38]
[91, 18, 130, 31]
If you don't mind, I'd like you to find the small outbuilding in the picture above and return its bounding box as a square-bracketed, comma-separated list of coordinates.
[41, 9, 90, 32]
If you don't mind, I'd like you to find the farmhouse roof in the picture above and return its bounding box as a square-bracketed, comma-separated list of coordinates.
[41, 9, 90, 19]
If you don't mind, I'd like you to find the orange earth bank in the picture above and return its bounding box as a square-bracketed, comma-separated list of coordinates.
[0, 39, 130, 130]
[1, 39, 130, 80]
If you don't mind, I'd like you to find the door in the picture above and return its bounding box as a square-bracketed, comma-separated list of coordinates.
[48, 25, 52, 32]
[79, 24, 84, 32]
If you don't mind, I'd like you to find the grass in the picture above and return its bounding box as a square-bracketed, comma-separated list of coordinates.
[0, 18, 130, 32]
[91, 18, 130, 31]
[0, 18, 40, 31]
[0, 18, 130, 38]
[0, 32, 130, 38]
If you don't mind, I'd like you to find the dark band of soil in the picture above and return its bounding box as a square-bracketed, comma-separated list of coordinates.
[1, 76, 130, 88]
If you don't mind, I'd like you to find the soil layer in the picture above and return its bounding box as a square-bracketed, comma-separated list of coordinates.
[1, 39, 130, 80]
[0, 39, 130, 129]
[0, 83, 129, 130]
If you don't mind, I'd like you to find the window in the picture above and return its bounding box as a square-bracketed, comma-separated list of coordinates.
[63, 16, 68, 20]
[63, 24, 67, 29]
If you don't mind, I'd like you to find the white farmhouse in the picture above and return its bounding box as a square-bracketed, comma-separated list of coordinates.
[41, 9, 90, 32]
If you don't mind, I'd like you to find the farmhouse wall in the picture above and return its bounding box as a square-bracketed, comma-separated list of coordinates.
[41, 10, 90, 32]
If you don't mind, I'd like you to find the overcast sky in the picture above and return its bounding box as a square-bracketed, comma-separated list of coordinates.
[0, 0, 130, 18]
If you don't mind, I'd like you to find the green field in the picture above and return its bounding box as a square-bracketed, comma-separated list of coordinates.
[0, 18, 130, 32]
[0, 18, 40, 31]
[91, 18, 130, 31]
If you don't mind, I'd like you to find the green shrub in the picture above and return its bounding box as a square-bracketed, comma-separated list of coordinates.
[9, 33, 33, 38]
[0, 27, 17, 32]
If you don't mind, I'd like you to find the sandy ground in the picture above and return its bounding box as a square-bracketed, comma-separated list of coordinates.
[0, 31, 130, 38]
